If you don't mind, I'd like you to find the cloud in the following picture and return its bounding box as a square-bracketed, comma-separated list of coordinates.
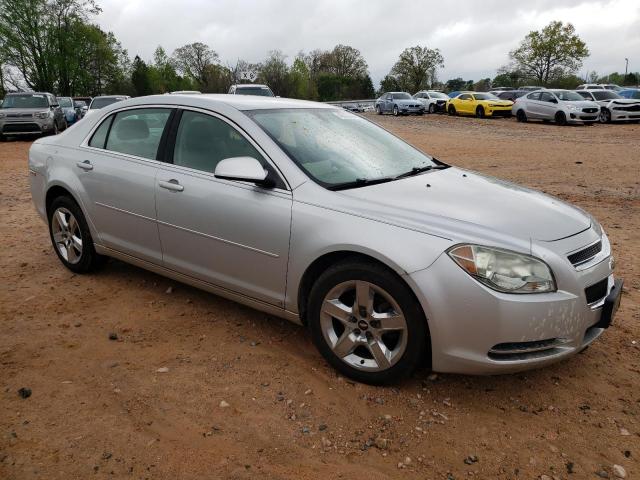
[94, 0, 639, 86]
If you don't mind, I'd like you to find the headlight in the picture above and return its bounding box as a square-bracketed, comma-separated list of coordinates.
[448, 244, 556, 293]
[567, 105, 580, 111]
[0, 112, 5, 118]
[34, 111, 50, 119]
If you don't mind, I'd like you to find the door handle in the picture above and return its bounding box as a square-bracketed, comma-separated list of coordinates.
[76, 160, 93, 171]
[159, 179, 184, 192]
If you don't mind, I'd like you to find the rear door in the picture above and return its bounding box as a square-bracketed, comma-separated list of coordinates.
[155, 108, 292, 306]
[77, 107, 173, 263]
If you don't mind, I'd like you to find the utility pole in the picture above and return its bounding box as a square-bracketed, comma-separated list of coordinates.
[625, 58, 628, 76]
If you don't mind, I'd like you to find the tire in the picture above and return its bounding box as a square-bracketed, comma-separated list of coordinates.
[376, 105, 382, 115]
[48, 196, 105, 273]
[428, 103, 436, 114]
[448, 105, 457, 116]
[307, 259, 428, 385]
[392, 105, 399, 117]
[476, 106, 485, 118]
[599, 108, 611, 123]
[516, 110, 527, 122]
[51, 121, 60, 136]
[0, 134, 6, 142]
[555, 111, 567, 126]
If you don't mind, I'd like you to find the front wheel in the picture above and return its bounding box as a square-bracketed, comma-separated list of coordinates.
[555, 111, 567, 126]
[308, 260, 428, 385]
[476, 106, 485, 118]
[516, 110, 527, 122]
[428, 103, 436, 114]
[376, 105, 382, 115]
[392, 105, 399, 117]
[599, 108, 611, 123]
[448, 105, 457, 116]
[48, 196, 105, 273]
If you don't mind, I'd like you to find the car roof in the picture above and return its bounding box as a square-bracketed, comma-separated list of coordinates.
[94, 95, 129, 99]
[6, 91, 53, 96]
[109, 94, 334, 112]
[234, 84, 270, 88]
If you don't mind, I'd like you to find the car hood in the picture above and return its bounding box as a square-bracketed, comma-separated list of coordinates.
[560, 100, 599, 109]
[395, 99, 421, 105]
[336, 167, 591, 242]
[480, 99, 512, 106]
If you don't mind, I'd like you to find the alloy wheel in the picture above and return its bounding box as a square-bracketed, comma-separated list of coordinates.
[599, 109, 611, 123]
[320, 280, 408, 372]
[51, 207, 83, 264]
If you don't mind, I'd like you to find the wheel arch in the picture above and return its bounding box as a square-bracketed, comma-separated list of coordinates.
[45, 183, 82, 217]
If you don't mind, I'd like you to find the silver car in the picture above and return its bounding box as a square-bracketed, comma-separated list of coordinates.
[0, 92, 66, 138]
[376, 92, 425, 116]
[513, 89, 600, 125]
[28, 95, 622, 384]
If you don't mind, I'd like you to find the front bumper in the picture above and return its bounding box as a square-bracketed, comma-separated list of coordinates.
[408, 235, 618, 375]
[0, 117, 54, 135]
[567, 109, 599, 123]
[486, 107, 512, 117]
[610, 107, 640, 121]
[399, 106, 425, 115]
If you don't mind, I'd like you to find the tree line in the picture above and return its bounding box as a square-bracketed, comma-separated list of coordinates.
[1, 1, 638, 100]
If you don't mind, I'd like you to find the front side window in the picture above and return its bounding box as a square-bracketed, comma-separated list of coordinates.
[459, 94, 472, 100]
[540, 92, 556, 103]
[105, 108, 171, 160]
[551, 90, 584, 101]
[247, 108, 437, 189]
[576, 91, 592, 100]
[392, 93, 412, 100]
[172, 110, 264, 173]
[473, 93, 499, 100]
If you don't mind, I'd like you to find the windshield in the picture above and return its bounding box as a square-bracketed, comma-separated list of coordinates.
[236, 87, 274, 97]
[247, 108, 437, 189]
[74, 101, 87, 107]
[428, 92, 447, 98]
[551, 90, 584, 101]
[592, 91, 621, 100]
[1, 94, 49, 109]
[392, 93, 412, 100]
[90, 97, 123, 109]
[473, 93, 499, 100]
[58, 97, 73, 107]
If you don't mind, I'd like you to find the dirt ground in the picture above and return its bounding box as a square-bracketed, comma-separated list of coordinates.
[1, 114, 638, 480]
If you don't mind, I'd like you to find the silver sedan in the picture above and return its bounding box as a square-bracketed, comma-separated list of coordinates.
[28, 95, 622, 384]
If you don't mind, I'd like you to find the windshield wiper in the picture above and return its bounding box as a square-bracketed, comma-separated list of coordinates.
[394, 164, 448, 180]
[327, 176, 396, 191]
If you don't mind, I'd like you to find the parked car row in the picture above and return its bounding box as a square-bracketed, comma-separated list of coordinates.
[373, 85, 640, 125]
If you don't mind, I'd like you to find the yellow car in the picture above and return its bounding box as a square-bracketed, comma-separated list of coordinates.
[446, 92, 513, 118]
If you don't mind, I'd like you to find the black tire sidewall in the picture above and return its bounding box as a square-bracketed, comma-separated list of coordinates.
[307, 261, 428, 384]
[428, 103, 435, 114]
[517, 110, 527, 122]
[48, 196, 101, 273]
[556, 111, 567, 125]
[448, 105, 456, 116]
[476, 106, 485, 118]
[393, 105, 399, 116]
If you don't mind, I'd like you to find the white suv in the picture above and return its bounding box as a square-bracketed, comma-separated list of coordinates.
[576, 83, 623, 92]
[228, 84, 275, 97]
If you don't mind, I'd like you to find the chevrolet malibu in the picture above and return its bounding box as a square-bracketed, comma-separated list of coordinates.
[28, 95, 622, 384]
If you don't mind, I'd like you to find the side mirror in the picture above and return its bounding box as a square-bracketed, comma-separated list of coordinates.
[214, 156, 274, 188]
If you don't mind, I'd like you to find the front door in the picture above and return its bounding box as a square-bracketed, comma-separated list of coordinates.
[155, 109, 292, 306]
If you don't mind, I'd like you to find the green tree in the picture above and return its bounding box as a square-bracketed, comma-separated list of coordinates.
[259, 50, 290, 96]
[171, 42, 218, 88]
[444, 77, 467, 92]
[379, 74, 400, 93]
[325, 44, 368, 78]
[131, 55, 151, 96]
[509, 21, 589, 86]
[390, 45, 444, 93]
[288, 57, 316, 99]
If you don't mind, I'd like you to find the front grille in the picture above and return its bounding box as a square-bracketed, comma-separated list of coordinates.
[2, 123, 41, 133]
[488, 338, 570, 361]
[568, 240, 602, 266]
[580, 116, 598, 121]
[491, 110, 512, 117]
[582, 108, 598, 113]
[585, 278, 608, 304]
[613, 104, 640, 112]
[5, 112, 33, 118]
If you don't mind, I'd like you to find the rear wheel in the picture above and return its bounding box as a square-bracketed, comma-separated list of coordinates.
[599, 108, 611, 123]
[476, 106, 485, 118]
[308, 260, 428, 385]
[555, 111, 567, 126]
[448, 105, 457, 116]
[48, 196, 105, 273]
[376, 104, 382, 115]
[516, 110, 527, 122]
[428, 103, 436, 114]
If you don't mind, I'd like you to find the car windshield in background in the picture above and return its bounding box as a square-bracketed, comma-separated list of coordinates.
[236, 87, 274, 97]
[393, 93, 412, 100]
[429, 92, 448, 98]
[592, 91, 621, 100]
[474, 93, 499, 100]
[247, 108, 437, 189]
[91, 97, 122, 109]
[552, 91, 584, 101]
[1, 94, 48, 109]
[58, 97, 73, 107]
[74, 101, 87, 107]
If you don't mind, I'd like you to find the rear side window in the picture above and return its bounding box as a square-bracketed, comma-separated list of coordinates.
[105, 108, 171, 160]
[89, 115, 113, 148]
[172, 110, 264, 174]
[459, 94, 472, 100]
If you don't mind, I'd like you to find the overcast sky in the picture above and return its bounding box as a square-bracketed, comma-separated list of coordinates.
[95, 0, 639, 86]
